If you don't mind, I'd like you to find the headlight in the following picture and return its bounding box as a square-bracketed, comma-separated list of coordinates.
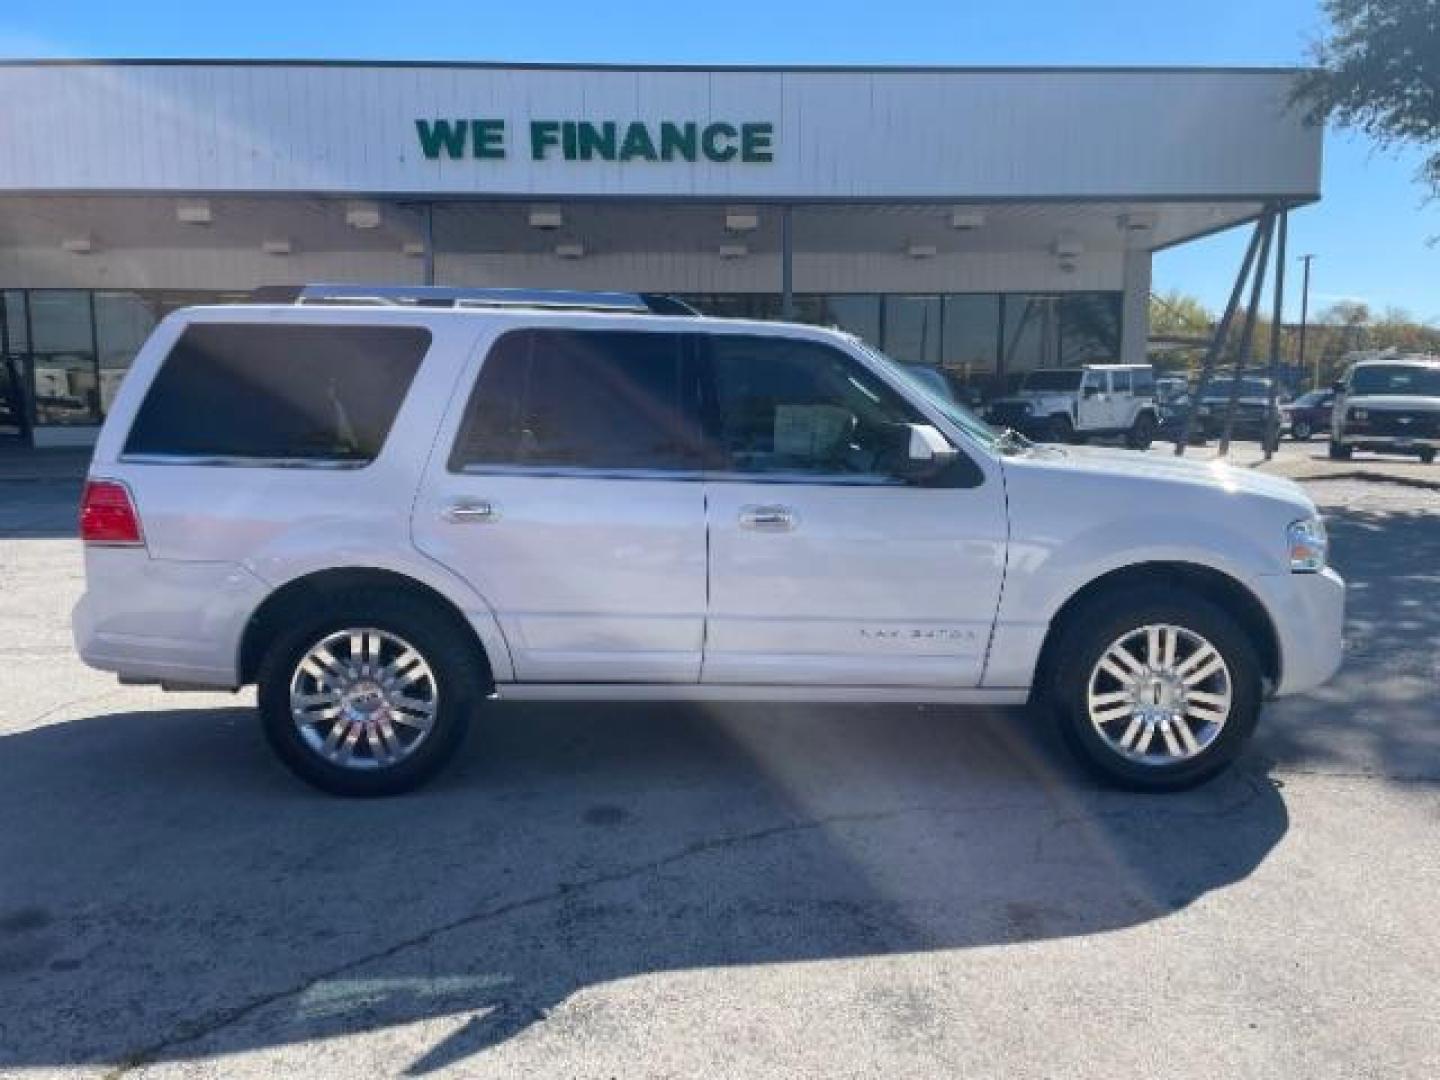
[1288, 517, 1328, 573]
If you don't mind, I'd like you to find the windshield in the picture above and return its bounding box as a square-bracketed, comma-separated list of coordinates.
[1349, 364, 1440, 398]
[1020, 370, 1084, 392]
[1202, 377, 1272, 400]
[857, 343, 1005, 453]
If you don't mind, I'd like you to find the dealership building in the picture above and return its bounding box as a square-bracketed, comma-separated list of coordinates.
[0, 60, 1322, 446]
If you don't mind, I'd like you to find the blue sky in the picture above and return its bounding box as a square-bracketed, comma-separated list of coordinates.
[4, 0, 1436, 324]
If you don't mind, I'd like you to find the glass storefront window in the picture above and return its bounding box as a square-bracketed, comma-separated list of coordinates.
[941, 294, 1002, 402]
[795, 294, 881, 345]
[1058, 293, 1123, 365]
[95, 291, 159, 415]
[881, 295, 941, 366]
[29, 290, 99, 426]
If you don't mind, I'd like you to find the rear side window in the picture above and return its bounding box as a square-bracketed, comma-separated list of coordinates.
[124, 323, 430, 463]
[1110, 370, 1132, 393]
[449, 329, 704, 471]
[1131, 368, 1155, 395]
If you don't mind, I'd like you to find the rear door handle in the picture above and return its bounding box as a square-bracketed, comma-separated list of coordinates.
[445, 500, 498, 523]
[739, 505, 798, 531]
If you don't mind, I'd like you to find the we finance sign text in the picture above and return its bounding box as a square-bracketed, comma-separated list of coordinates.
[415, 118, 775, 164]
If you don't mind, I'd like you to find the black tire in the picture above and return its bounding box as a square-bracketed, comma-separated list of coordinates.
[1047, 586, 1263, 792]
[1045, 414, 1075, 444]
[1291, 419, 1313, 441]
[1125, 412, 1156, 450]
[1328, 439, 1352, 461]
[256, 589, 488, 796]
[1420, 448, 1436, 465]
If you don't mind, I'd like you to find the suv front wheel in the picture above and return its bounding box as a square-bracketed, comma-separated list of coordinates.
[256, 590, 487, 796]
[1048, 587, 1262, 791]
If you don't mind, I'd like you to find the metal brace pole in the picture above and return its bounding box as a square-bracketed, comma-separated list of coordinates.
[1263, 208, 1288, 461]
[1175, 215, 1268, 455]
[1219, 209, 1276, 457]
[780, 205, 794, 320]
[422, 203, 436, 287]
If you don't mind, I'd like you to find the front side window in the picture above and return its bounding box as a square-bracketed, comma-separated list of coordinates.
[124, 323, 430, 463]
[449, 329, 704, 471]
[706, 335, 926, 480]
[1021, 369, 1084, 392]
[1082, 371, 1106, 394]
[1110, 370, 1132, 394]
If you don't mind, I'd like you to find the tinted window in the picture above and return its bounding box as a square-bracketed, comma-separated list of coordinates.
[1131, 368, 1155, 394]
[450, 329, 703, 471]
[707, 335, 923, 479]
[1110, 370, 1132, 393]
[125, 323, 429, 462]
[1350, 364, 1440, 397]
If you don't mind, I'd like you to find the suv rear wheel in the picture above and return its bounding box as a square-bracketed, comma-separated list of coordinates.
[1418, 448, 1436, 465]
[1045, 414, 1075, 444]
[256, 590, 487, 796]
[1328, 439, 1352, 461]
[1047, 587, 1262, 791]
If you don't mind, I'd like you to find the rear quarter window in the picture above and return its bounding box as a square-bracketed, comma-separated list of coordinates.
[123, 322, 431, 463]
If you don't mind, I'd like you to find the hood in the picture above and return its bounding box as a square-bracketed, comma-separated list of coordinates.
[1008, 444, 1313, 510]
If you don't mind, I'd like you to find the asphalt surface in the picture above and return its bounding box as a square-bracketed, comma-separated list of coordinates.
[0, 467, 1437, 1079]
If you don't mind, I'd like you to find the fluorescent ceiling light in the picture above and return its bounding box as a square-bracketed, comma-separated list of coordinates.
[1053, 235, 1084, 258]
[950, 209, 986, 230]
[401, 241, 427, 257]
[345, 202, 382, 229]
[718, 242, 748, 259]
[261, 238, 292, 255]
[554, 242, 585, 259]
[906, 243, 938, 259]
[528, 206, 564, 230]
[1118, 210, 1158, 232]
[176, 199, 213, 225]
[61, 235, 93, 254]
[725, 208, 759, 233]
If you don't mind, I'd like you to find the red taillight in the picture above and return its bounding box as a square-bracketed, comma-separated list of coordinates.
[80, 480, 145, 546]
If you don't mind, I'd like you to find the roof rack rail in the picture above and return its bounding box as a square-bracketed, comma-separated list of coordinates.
[250, 284, 699, 316]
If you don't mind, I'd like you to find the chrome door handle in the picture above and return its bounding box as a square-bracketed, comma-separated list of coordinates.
[739, 505, 797, 531]
[445, 500, 498, 523]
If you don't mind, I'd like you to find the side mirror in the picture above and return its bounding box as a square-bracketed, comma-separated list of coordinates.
[903, 423, 958, 477]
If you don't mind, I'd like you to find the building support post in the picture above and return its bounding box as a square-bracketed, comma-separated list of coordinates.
[1219, 208, 1275, 457]
[780, 205, 794, 320]
[1175, 213, 1268, 456]
[421, 203, 436, 287]
[1263, 208, 1288, 461]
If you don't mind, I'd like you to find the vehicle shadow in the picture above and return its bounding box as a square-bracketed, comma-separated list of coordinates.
[0, 698, 1287, 1073]
[1255, 502, 1440, 780]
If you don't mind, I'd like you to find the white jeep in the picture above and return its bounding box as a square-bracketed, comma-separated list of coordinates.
[987, 364, 1159, 448]
[73, 287, 1343, 796]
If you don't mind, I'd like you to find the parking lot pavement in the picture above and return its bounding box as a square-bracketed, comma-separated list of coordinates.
[0, 474, 1437, 1079]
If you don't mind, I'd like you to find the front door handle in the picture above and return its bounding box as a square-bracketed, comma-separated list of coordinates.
[739, 504, 797, 531]
[445, 500, 498, 523]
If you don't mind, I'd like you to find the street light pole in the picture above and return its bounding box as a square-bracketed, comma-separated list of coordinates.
[1297, 254, 1316, 388]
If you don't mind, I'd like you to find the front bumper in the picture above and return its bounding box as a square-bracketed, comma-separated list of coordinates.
[1252, 567, 1346, 697]
[1335, 433, 1439, 452]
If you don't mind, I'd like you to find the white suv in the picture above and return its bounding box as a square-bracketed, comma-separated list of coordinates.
[73, 287, 1345, 796]
[986, 365, 1159, 448]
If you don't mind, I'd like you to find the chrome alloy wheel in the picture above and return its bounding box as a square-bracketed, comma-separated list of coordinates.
[288, 628, 439, 771]
[1085, 623, 1232, 765]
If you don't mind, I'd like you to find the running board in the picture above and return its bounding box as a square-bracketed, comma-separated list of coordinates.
[490, 683, 1029, 705]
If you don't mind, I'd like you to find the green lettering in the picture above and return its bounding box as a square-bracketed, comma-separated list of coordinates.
[659, 121, 698, 162]
[471, 118, 505, 159]
[701, 122, 739, 162]
[619, 121, 659, 162]
[530, 121, 561, 160]
[577, 121, 617, 161]
[415, 119, 467, 160]
[741, 122, 773, 163]
[562, 121, 578, 160]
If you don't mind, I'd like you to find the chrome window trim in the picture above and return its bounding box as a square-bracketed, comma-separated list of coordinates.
[118, 452, 371, 470]
[454, 463, 912, 487]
